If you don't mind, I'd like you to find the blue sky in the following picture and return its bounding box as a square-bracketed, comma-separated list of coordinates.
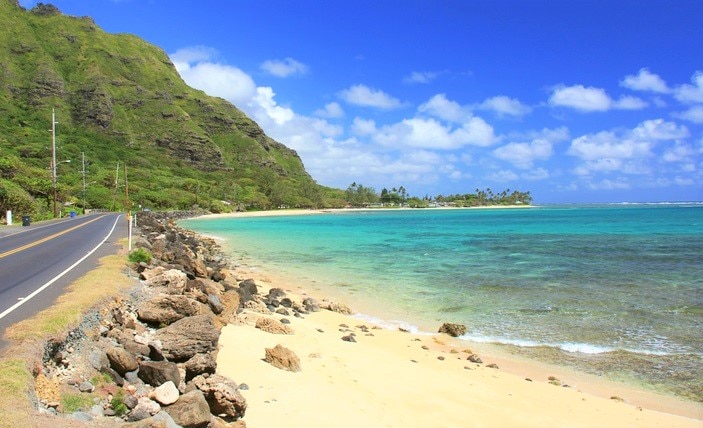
[20, 0, 703, 203]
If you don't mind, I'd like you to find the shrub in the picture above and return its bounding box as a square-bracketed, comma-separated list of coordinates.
[127, 247, 152, 264]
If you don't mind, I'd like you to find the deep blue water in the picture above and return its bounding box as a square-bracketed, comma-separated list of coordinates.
[181, 204, 703, 399]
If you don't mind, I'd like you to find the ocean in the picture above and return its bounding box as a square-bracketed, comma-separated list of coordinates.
[180, 204, 703, 401]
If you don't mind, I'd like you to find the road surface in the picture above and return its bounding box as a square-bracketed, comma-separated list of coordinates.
[0, 213, 128, 351]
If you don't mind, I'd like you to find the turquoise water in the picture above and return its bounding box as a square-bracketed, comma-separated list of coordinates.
[181, 204, 703, 400]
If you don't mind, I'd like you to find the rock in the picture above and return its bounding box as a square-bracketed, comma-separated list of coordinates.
[267, 288, 286, 299]
[264, 344, 301, 372]
[124, 394, 139, 410]
[152, 381, 180, 405]
[255, 317, 294, 335]
[138, 361, 181, 387]
[237, 279, 258, 302]
[438, 322, 467, 337]
[89, 404, 104, 417]
[207, 294, 224, 314]
[191, 374, 247, 420]
[155, 315, 220, 361]
[78, 381, 94, 392]
[327, 302, 352, 315]
[133, 397, 161, 417]
[107, 346, 139, 375]
[165, 390, 211, 428]
[70, 411, 93, 422]
[468, 354, 483, 364]
[302, 297, 320, 312]
[88, 348, 109, 370]
[184, 353, 217, 381]
[192, 278, 223, 296]
[140, 266, 165, 281]
[145, 269, 188, 294]
[123, 411, 181, 428]
[486, 363, 499, 369]
[137, 294, 201, 325]
[341, 334, 356, 343]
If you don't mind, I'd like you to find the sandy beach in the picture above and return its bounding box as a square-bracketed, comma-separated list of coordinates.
[214, 265, 702, 427]
[180, 209, 703, 426]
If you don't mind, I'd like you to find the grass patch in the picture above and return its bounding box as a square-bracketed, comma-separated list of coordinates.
[0, 358, 33, 426]
[60, 393, 95, 413]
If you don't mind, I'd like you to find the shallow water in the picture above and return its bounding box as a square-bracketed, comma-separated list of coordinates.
[181, 204, 703, 401]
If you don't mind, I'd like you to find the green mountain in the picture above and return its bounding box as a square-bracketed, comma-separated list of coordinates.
[0, 0, 340, 219]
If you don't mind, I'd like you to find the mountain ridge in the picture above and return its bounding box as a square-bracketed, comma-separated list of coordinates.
[1, 0, 335, 218]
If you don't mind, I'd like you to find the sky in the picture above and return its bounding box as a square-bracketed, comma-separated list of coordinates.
[19, 0, 703, 203]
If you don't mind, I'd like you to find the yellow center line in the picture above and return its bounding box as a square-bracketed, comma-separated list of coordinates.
[0, 215, 105, 259]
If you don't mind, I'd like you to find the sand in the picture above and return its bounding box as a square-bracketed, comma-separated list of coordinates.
[215, 274, 702, 427]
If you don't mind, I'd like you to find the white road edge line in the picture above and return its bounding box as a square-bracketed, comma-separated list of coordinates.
[0, 214, 122, 321]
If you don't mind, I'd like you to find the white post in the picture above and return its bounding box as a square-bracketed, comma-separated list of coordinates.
[127, 212, 132, 251]
[6, 210, 11, 225]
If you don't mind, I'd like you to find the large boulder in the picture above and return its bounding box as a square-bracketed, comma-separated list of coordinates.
[264, 344, 301, 372]
[191, 374, 247, 420]
[184, 353, 217, 381]
[137, 294, 202, 325]
[155, 315, 220, 361]
[438, 322, 467, 337]
[164, 390, 211, 428]
[106, 346, 139, 376]
[138, 361, 181, 387]
[145, 269, 188, 295]
[140, 266, 165, 281]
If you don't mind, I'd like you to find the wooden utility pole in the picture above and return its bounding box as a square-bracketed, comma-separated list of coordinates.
[51, 108, 58, 218]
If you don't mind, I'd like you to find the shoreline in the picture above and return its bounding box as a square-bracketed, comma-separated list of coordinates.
[179, 210, 702, 423]
[223, 261, 702, 423]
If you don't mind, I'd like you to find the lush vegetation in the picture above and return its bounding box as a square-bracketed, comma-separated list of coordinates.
[345, 183, 532, 208]
[0, 1, 531, 221]
[0, 1, 335, 220]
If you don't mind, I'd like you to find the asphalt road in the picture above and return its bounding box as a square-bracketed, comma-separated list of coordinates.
[0, 213, 128, 351]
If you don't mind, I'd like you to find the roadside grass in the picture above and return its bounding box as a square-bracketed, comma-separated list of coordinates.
[0, 243, 136, 427]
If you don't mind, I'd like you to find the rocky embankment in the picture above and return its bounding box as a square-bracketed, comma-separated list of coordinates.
[33, 212, 323, 427]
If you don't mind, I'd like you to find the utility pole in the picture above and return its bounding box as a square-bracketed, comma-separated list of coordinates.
[82, 152, 86, 214]
[51, 108, 58, 218]
[124, 163, 132, 251]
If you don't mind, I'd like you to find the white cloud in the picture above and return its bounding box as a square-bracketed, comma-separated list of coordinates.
[548, 85, 647, 112]
[371, 116, 495, 150]
[339, 84, 403, 109]
[613, 96, 648, 110]
[260, 57, 309, 77]
[632, 119, 688, 140]
[477, 95, 532, 117]
[620, 68, 670, 93]
[567, 119, 691, 178]
[351, 117, 377, 135]
[314, 102, 344, 118]
[493, 139, 553, 169]
[252, 87, 294, 125]
[171, 53, 256, 106]
[569, 131, 653, 161]
[676, 105, 703, 124]
[549, 85, 611, 111]
[663, 142, 695, 163]
[418, 94, 467, 122]
[674, 71, 703, 104]
[403, 71, 438, 84]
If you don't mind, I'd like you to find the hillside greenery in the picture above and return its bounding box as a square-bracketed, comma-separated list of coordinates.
[0, 1, 530, 221]
[0, 0, 345, 219]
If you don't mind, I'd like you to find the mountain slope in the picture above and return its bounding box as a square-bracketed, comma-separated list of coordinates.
[0, 0, 333, 217]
